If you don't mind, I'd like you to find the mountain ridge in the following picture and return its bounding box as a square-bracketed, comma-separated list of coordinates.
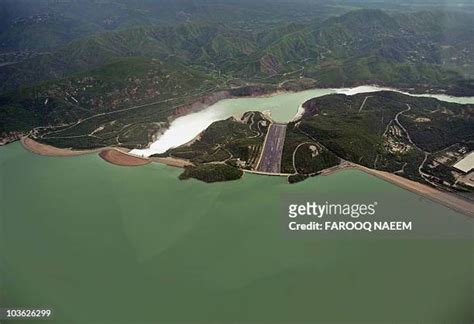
[1, 8, 473, 147]
[1, 9, 473, 93]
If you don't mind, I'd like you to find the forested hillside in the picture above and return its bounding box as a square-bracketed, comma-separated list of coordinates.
[1, 2, 473, 147]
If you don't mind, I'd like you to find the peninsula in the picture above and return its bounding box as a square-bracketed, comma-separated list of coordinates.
[20, 90, 474, 217]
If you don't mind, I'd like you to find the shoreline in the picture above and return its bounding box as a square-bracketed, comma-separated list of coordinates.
[150, 156, 193, 168]
[354, 166, 474, 218]
[134, 84, 474, 155]
[21, 137, 153, 167]
[8, 83, 473, 152]
[322, 162, 474, 218]
[20, 136, 192, 169]
[17, 137, 474, 217]
[20, 137, 101, 157]
[12, 82, 474, 218]
[99, 148, 151, 167]
[156, 154, 474, 218]
[129, 85, 315, 155]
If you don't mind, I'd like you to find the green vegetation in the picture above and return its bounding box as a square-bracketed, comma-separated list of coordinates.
[288, 173, 309, 184]
[0, 57, 218, 148]
[294, 91, 473, 190]
[281, 125, 340, 174]
[2, 9, 473, 94]
[161, 112, 269, 166]
[179, 164, 243, 183]
[157, 112, 270, 182]
[0, 0, 354, 55]
[0, 3, 473, 192]
[298, 93, 399, 166]
[153, 91, 472, 191]
[398, 104, 474, 152]
[1, 7, 473, 149]
[294, 145, 340, 174]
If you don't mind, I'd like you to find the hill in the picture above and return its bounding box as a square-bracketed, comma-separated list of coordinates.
[288, 91, 474, 190]
[1, 8, 473, 146]
[1, 9, 473, 93]
[0, 57, 218, 148]
[156, 91, 473, 193]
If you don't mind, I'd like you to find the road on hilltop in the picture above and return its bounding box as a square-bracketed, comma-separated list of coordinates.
[256, 123, 287, 173]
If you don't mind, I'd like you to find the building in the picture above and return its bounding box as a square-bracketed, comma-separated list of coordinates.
[453, 151, 474, 174]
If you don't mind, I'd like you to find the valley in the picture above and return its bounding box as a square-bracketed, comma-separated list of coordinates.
[1, 2, 474, 322]
[15, 84, 474, 216]
[1, 2, 473, 221]
[1, 8, 474, 151]
[140, 89, 473, 216]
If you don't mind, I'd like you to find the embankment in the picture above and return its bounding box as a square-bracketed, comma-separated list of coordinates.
[21, 137, 99, 156]
[354, 164, 474, 218]
[99, 149, 150, 167]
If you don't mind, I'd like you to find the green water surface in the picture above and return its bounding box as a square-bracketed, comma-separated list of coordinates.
[1, 143, 472, 323]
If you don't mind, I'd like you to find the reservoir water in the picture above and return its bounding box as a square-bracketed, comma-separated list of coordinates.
[131, 85, 474, 157]
[1, 142, 472, 323]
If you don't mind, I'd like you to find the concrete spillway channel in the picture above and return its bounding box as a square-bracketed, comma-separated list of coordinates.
[256, 123, 287, 173]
